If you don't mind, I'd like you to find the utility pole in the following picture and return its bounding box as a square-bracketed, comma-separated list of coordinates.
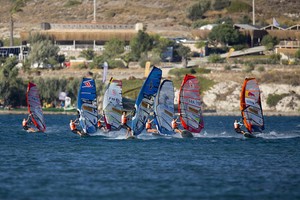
[93, 0, 96, 23]
[252, 0, 255, 25]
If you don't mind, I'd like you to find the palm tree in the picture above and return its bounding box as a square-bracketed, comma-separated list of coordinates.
[9, 0, 27, 46]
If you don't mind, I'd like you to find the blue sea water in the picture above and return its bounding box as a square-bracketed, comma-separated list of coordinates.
[0, 114, 300, 200]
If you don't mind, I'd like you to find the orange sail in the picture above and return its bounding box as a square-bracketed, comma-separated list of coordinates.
[240, 78, 264, 133]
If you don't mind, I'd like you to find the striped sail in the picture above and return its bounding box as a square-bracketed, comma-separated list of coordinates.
[26, 82, 46, 132]
[154, 80, 175, 135]
[178, 74, 204, 133]
[240, 78, 264, 133]
[103, 78, 123, 130]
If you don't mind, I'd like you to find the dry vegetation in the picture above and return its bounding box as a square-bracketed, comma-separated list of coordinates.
[1, 0, 300, 39]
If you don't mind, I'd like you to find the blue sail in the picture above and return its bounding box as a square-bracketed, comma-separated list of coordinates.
[131, 66, 162, 136]
[77, 78, 98, 134]
[154, 80, 175, 135]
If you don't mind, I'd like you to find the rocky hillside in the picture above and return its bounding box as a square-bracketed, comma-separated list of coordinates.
[1, 0, 300, 39]
[203, 81, 300, 115]
[200, 64, 300, 115]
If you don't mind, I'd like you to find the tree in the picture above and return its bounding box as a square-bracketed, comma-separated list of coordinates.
[239, 15, 251, 24]
[210, 0, 230, 10]
[130, 30, 153, 61]
[151, 36, 174, 58]
[175, 44, 191, 68]
[261, 35, 279, 50]
[0, 57, 26, 107]
[195, 41, 206, 49]
[79, 49, 95, 60]
[208, 24, 242, 46]
[103, 38, 125, 59]
[28, 39, 59, 67]
[9, 0, 27, 46]
[187, 1, 210, 21]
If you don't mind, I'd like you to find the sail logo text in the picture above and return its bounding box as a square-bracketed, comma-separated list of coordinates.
[83, 81, 92, 88]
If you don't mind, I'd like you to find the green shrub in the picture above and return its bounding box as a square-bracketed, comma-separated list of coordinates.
[281, 59, 289, 65]
[191, 20, 210, 28]
[232, 44, 248, 51]
[261, 35, 279, 50]
[227, 0, 252, 13]
[239, 15, 252, 24]
[105, 11, 116, 18]
[211, 0, 231, 10]
[108, 60, 126, 69]
[64, 0, 81, 7]
[267, 93, 289, 107]
[197, 67, 211, 74]
[224, 65, 231, 70]
[244, 63, 255, 72]
[168, 67, 211, 77]
[257, 66, 265, 72]
[187, 1, 210, 21]
[270, 53, 281, 61]
[208, 54, 224, 63]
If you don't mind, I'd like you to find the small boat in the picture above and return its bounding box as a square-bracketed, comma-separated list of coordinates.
[240, 78, 264, 138]
[26, 82, 46, 132]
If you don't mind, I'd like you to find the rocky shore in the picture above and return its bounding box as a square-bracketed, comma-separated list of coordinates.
[203, 81, 300, 115]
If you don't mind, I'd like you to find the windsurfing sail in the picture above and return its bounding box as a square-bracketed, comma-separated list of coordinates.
[178, 74, 204, 133]
[102, 77, 123, 130]
[26, 82, 46, 132]
[77, 78, 98, 134]
[131, 66, 162, 136]
[154, 80, 175, 135]
[103, 61, 108, 83]
[240, 78, 264, 133]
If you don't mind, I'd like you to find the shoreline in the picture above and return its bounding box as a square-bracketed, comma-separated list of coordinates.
[1, 110, 299, 116]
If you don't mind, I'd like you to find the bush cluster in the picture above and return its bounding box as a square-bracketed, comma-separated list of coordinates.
[266, 93, 289, 107]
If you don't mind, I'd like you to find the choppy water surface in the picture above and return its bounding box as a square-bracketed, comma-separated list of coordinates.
[0, 114, 299, 199]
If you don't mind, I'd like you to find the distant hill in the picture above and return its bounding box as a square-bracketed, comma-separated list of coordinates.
[0, 0, 299, 39]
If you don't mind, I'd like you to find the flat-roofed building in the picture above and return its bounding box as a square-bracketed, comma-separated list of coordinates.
[20, 22, 143, 57]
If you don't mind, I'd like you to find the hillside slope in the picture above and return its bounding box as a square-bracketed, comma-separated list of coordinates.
[1, 0, 300, 39]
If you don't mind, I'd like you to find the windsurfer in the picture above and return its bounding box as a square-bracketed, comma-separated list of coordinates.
[121, 111, 133, 137]
[97, 118, 108, 132]
[172, 117, 182, 134]
[70, 119, 84, 136]
[97, 119, 103, 129]
[146, 118, 158, 134]
[234, 120, 246, 135]
[22, 114, 36, 132]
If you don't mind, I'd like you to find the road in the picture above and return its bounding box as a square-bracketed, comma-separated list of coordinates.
[188, 46, 266, 66]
